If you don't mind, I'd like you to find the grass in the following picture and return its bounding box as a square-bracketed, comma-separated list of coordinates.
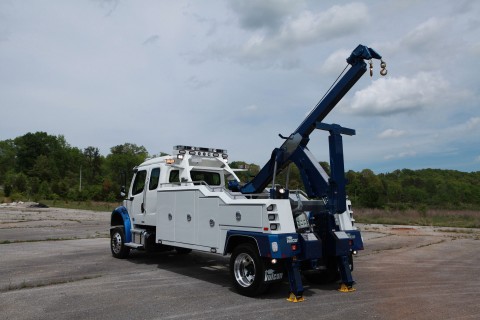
[354, 208, 480, 228]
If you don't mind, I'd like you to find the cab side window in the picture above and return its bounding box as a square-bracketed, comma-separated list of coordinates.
[169, 170, 180, 183]
[149, 168, 160, 190]
[190, 170, 221, 186]
[132, 170, 147, 195]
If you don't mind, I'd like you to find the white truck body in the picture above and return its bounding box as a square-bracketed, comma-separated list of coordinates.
[123, 146, 299, 254]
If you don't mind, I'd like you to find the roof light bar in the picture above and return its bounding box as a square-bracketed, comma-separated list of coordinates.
[174, 145, 227, 155]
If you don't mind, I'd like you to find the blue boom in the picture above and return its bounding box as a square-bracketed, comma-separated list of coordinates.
[239, 45, 384, 296]
[241, 44, 383, 214]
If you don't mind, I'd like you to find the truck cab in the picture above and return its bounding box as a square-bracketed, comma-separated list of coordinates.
[126, 146, 237, 228]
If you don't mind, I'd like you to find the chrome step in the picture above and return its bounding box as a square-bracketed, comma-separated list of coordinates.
[125, 242, 144, 249]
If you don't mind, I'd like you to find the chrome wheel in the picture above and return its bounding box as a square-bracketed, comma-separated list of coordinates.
[111, 232, 123, 255]
[110, 227, 129, 259]
[233, 252, 256, 287]
[230, 243, 268, 296]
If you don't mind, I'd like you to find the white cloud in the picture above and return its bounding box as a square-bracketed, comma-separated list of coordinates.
[319, 49, 351, 75]
[401, 17, 448, 51]
[347, 72, 450, 116]
[244, 104, 258, 111]
[2, 0, 480, 173]
[229, 0, 299, 32]
[384, 150, 416, 160]
[465, 117, 480, 130]
[185, 76, 213, 90]
[203, 3, 370, 66]
[378, 129, 406, 139]
[142, 34, 160, 46]
[277, 3, 369, 45]
[254, 3, 368, 51]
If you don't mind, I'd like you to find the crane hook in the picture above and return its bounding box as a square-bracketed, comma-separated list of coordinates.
[380, 60, 387, 76]
[369, 60, 373, 77]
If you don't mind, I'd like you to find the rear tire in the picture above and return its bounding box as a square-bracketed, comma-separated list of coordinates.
[230, 243, 268, 296]
[111, 226, 130, 259]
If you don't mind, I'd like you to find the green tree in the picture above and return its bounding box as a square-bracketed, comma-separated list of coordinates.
[105, 143, 149, 190]
[0, 140, 16, 185]
[14, 132, 58, 172]
[83, 146, 103, 185]
[31, 155, 59, 182]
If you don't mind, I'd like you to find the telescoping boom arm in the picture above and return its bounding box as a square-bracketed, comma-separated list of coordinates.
[240, 44, 384, 213]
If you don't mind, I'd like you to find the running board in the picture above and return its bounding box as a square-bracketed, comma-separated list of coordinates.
[125, 242, 144, 249]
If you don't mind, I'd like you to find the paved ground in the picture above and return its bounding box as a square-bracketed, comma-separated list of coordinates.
[0, 205, 479, 319]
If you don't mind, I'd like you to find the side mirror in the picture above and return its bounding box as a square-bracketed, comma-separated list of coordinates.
[120, 186, 126, 198]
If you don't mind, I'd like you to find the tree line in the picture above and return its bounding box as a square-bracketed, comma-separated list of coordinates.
[0, 132, 147, 202]
[1, 132, 479, 209]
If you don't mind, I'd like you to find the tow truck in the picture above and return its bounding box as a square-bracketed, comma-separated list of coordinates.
[110, 45, 386, 301]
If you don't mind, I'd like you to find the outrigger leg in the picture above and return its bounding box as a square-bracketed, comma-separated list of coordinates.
[285, 258, 305, 302]
[337, 254, 356, 292]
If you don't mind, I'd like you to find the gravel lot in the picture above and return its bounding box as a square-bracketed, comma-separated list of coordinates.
[1, 205, 479, 319]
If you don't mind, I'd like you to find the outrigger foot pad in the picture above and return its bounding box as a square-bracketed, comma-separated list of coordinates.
[287, 292, 305, 303]
[338, 283, 356, 293]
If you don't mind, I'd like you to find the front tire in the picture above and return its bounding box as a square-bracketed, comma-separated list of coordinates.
[230, 243, 268, 296]
[111, 226, 130, 259]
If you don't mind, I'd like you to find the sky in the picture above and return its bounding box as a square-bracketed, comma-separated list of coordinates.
[1, 0, 479, 173]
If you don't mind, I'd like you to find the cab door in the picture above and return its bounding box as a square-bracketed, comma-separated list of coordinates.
[144, 167, 160, 225]
[145, 167, 160, 214]
[130, 169, 147, 225]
